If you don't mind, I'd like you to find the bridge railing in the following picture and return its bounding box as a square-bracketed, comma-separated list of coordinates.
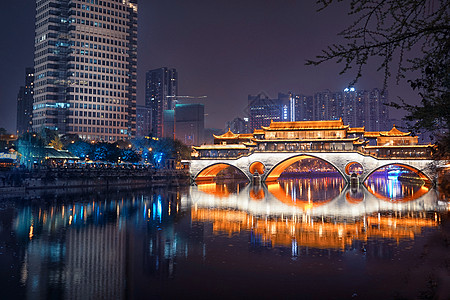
[192, 148, 433, 160]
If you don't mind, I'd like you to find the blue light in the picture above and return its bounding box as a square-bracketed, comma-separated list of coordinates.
[153, 152, 163, 164]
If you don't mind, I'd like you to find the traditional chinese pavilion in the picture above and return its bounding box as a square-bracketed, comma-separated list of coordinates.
[193, 119, 433, 159]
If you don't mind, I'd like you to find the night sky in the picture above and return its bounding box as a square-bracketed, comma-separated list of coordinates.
[0, 0, 419, 133]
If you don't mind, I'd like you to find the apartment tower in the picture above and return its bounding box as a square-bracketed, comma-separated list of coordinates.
[32, 0, 138, 141]
[145, 67, 178, 138]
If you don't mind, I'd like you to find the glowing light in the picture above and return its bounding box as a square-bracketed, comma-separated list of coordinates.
[28, 225, 34, 240]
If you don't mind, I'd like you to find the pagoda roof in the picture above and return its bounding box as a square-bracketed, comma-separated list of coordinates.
[213, 129, 239, 139]
[348, 127, 365, 133]
[253, 137, 359, 143]
[261, 119, 349, 131]
[363, 131, 382, 138]
[213, 129, 254, 140]
[253, 129, 265, 135]
[238, 133, 254, 139]
[379, 125, 411, 137]
[193, 144, 248, 150]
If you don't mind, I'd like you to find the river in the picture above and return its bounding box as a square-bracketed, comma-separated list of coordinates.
[0, 174, 449, 299]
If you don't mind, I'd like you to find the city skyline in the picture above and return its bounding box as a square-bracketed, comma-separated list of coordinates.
[0, 1, 421, 134]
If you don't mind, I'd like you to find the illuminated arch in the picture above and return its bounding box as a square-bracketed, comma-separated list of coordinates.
[264, 154, 346, 182]
[362, 163, 432, 183]
[195, 163, 250, 182]
[249, 161, 265, 175]
[345, 162, 363, 176]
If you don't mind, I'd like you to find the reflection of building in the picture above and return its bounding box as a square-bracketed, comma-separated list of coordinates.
[191, 207, 438, 250]
[65, 225, 126, 299]
[192, 207, 439, 249]
[32, 0, 138, 141]
[146, 68, 178, 138]
[194, 119, 433, 159]
[16, 68, 34, 135]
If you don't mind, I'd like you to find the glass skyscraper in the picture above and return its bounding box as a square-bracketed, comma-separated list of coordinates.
[145, 67, 178, 138]
[16, 68, 35, 135]
[32, 0, 138, 141]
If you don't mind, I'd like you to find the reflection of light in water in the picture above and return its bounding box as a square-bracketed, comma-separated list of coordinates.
[387, 178, 399, 199]
[191, 207, 441, 251]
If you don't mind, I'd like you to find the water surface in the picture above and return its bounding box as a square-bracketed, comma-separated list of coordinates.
[0, 176, 448, 299]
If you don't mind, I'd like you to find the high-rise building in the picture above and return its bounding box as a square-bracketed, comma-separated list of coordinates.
[174, 103, 204, 146]
[145, 68, 178, 138]
[135, 105, 151, 137]
[294, 94, 314, 122]
[247, 92, 282, 132]
[313, 90, 343, 121]
[367, 88, 389, 131]
[342, 87, 367, 128]
[32, 0, 138, 141]
[245, 88, 389, 133]
[225, 117, 249, 134]
[17, 68, 34, 135]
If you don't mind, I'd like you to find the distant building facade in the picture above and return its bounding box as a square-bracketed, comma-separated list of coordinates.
[136, 105, 151, 137]
[225, 117, 249, 134]
[246, 88, 389, 133]
[145, 68, 178, 138]
[32, 0, 138, 141]
[17, 68, 34, 135]
[174, 104, 204, 146]
[247, 92, 282, 132]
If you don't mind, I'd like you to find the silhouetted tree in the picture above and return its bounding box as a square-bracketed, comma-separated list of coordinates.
[307, 0, 449, 157]
[67, 140, 93, 159]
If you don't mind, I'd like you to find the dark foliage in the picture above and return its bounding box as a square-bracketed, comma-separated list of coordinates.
[307, 0, 450, 157]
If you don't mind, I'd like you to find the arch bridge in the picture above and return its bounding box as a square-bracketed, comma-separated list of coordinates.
[188, 151, 438, 184]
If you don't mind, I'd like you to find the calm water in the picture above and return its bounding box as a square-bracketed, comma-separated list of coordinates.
[0, 176, 448, 299]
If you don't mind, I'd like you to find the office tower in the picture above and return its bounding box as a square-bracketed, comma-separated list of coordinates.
[277, 92, 296, 122]
[174, 104, 204, 146]
[32, 0, 138, 141]
[225, 117, 249, 134]
[17, 68, 34, 135]
[342, 87, 367, 128]
[367, 88, 389, 131]
[294, 94, 314, 121]
[163, 110, 175, 139]
[135, 105, 151, 137]
[145, 68, 178, 138]
[247, 92, 282, 132]
[174, 103, 205, 146]
[313, 90, 344, 121]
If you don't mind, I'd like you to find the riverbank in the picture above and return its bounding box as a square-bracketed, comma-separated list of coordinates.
[0, 168, 190, 198]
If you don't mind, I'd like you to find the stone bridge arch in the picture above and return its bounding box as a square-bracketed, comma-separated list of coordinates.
[194, 162, 251, 182]
[263, 154, 347, 182]
[187, 152, 437, 184]
[361, 162, 433, 183]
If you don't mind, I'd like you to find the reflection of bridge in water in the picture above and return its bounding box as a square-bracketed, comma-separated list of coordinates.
[183, 183, 447, 250]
